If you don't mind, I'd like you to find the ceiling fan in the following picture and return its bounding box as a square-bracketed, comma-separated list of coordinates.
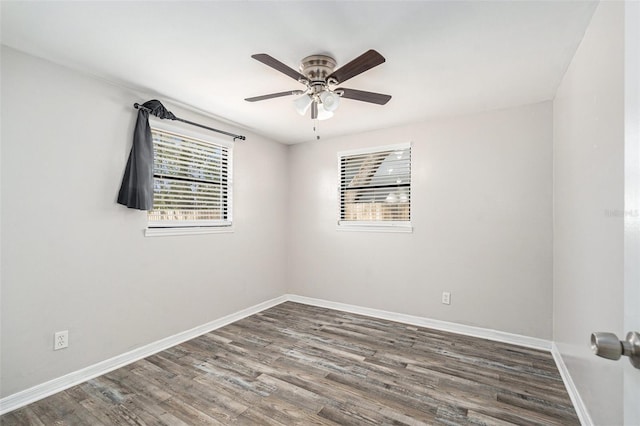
[245, 49, 391, 121]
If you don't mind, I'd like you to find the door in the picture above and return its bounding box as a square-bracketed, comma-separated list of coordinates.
[623, 2, 639, 424]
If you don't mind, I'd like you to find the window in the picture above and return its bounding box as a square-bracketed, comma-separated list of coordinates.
[146, 121, 232, 236]
[338, 143, 412, 232]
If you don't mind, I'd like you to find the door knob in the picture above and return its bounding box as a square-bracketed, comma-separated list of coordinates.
[591, 331, 640, 369]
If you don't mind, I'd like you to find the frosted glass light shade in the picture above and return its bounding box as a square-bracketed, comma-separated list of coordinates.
[317, 103, 334, 121]
[320, 90, 340, 112]
[293, 95, 313, 115]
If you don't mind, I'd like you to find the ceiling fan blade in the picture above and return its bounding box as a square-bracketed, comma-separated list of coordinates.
[337, 88, 392, 105]
[245, 90, 304, 102]
[251, 54, 308, 83]
[327, 50, 386, 84]
[311, 101, 318, 119]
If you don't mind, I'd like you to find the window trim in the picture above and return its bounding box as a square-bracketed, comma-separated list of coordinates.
[145, 118, 233, 237]
[337, 142, 413, 233]
[145, 225, 233, 237]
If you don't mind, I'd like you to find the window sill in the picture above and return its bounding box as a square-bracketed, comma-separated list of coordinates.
[337, 222, 413, 233]
[145, 226, 234, 237]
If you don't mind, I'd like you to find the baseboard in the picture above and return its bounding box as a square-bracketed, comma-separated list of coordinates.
[284, 295, 596, 424]
[551, 343, 593, 426]
[2, 293, 585, 422]
[0, 295, 287, 415]
[284, 294, 552, 351]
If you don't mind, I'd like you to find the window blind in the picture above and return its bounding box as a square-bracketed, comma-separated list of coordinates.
[148, 127, 232, 228]
[339, 144, 411, 224]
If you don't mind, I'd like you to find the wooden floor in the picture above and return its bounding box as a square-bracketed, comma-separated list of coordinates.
[1, 302, 579, 425]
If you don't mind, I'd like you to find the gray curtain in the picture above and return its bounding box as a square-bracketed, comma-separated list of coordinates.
[117, 100, 176, 210]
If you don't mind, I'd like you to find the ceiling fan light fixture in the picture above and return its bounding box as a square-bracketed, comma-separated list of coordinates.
[293, 94, 313, 115]
[319, 90, 340, 112]
[316, 103, 334, 121]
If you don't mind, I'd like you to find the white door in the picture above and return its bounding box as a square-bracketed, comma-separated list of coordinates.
[623, 2, 639, 424]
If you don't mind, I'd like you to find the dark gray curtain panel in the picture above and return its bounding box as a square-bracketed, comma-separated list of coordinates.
[117, 100, 176, 210]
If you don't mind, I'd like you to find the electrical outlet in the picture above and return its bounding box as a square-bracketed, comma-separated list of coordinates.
[442, 292, 451, 305]
[54, 330, 68, 350]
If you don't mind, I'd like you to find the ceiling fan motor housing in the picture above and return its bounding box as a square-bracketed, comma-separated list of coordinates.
[300, 55, 337, 83]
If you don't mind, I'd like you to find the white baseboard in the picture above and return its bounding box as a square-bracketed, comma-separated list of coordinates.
[551, 343, 593, 426]
[285, 294, 552, 351]
[285, 295, 592, 425]
[3, 293, 587, 423]
[0, 295, 287, 415]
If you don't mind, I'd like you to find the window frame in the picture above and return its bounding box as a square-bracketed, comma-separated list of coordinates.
[144, 118, 233, 237]
[337, 142, 413, 233]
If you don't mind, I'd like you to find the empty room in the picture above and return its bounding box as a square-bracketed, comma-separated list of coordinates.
[1, 1, 638, 425]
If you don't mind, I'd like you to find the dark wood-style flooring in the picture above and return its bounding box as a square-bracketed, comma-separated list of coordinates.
[1, 302, 579, 425]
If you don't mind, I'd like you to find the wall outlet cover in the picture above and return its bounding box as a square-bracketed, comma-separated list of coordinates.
[54, 331, 68, 350]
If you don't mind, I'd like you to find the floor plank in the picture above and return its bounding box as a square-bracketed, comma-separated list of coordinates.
[1, 302, 579, 425]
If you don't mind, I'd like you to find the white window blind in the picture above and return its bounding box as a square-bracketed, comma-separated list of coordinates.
[339, 143, 411, 227]
[147, 126, 232, 228]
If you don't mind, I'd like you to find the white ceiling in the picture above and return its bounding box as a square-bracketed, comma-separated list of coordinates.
[1, 1, 597, 144]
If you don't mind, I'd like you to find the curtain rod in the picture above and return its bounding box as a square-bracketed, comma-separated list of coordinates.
[133, 103, 246, 141]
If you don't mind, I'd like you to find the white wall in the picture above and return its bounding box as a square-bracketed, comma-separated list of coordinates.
[5, 12, 628, 414]
[288, 102, 554, 339]
[552, 2, 625, 425]
[0, 47, 289, 397]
